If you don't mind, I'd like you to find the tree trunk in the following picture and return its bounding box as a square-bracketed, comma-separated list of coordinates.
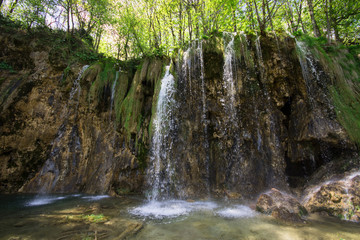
[307, 0, 321, 37]
[253, 0, 265, 35]
[187, 5, 192, 42]
[178, 0, 183, 46]
[247, 1, 255, 30]
[71, 1, 75, 34]
[333, 22, 341, 42]
[325, 0, 331, 43]
[233, 9, 237, 32]
[66, 0, 70, 33]
[286, 0, 295, 32]
[9, 0, 18, 14]
[95, 29, 102, 52]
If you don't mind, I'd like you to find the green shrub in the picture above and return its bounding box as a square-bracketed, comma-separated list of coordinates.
[0, 61, 16, 73]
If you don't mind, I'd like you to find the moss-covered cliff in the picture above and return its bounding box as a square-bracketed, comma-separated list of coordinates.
[0, 24, 359, 199]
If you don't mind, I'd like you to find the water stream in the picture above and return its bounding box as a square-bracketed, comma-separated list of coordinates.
[29, 65, 89, 192]
[109, 70, 119, 122]
[147, 66, 177, 201]
[222, 33, 243, 186]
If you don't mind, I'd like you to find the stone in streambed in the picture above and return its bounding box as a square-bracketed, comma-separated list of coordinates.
[303, 173, 360, 222]
[256, 188, 307, 224]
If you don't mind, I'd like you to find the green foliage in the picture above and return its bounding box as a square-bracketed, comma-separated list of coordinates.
[293, 30, 303, 37]
[74, 51, 100, 62]
[0, 61, 15, 73]
[61, 65, 71, 84]
[82, 214, 108, 223]
[88, 59, 116, 104]
[2, 0, 359, 59]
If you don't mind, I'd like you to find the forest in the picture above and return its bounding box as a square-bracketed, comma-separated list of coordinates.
[1, 0, 359, 59]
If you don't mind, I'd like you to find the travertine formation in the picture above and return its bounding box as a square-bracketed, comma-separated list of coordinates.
[0, 27, 358, 217]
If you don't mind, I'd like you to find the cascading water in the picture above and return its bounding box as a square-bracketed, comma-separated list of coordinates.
[33, 65, 89, 192]
[109, 70, 119, 122]
[222, 33, 243, 185]
[182, 48, 191, 94]
[295, 40, 333, 111]
[196, 40, 210, 193]
[222, 33, 237, 116]
[147, 65, 177, 201]
[180, 40, 210, 194]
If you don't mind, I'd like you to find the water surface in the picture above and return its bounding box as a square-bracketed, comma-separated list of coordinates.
[0, 194, 359, 240]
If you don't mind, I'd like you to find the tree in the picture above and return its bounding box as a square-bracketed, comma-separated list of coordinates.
[306, 0, 321, 37]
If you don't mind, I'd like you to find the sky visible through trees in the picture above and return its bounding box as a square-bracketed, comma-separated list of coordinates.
[1, 0, 359, 59]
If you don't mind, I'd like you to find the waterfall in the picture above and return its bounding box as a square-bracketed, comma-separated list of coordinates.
[178, 40, 211, 195]
[196, 40, 210, 193]
[147, 65, 177, 201]
[295, 40, 316, 105]
[295, 40, 334, 113]
[223, 33, 237, 116]
[222, 33, 243, 186]
[109, 70, 119, 122]
[182, 48, 191, 94]
[35, 65, 89, 192]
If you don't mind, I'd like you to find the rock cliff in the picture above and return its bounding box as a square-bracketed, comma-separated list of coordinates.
[0, 27, 358, 200]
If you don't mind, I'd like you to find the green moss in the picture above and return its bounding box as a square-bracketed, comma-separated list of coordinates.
[82, 214, 108, 223]
[136, 140, 148, 170]
[298, 206, 308, 217]
[0, 61, 16, 73]
[88, 59, 117, 105]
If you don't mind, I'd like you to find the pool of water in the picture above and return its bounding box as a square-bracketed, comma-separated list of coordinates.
[0, 194, 359, 240]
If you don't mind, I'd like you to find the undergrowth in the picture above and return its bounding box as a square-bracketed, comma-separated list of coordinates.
[0, 14, 101, 68]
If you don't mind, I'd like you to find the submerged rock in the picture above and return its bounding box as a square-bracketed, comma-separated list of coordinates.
[303, 171, 360, 222]
[256, 188, 307, 224]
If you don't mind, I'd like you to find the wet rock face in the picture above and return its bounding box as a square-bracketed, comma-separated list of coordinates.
[0, 29, 358, 198]
[256, 188, 307, 224]
[167, 35, 357, 198]
[303, 173, 360, 222]
[0, 29, 158, 194]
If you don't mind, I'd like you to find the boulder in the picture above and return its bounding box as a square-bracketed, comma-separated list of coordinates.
[256, 188, 307, 224]
[303, 172, 360, 222]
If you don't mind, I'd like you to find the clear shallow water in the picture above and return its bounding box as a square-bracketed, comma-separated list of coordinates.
[0, 194, 360, 240]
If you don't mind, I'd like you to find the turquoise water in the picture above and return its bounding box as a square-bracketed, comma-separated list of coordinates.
[0, 194, 359, 240]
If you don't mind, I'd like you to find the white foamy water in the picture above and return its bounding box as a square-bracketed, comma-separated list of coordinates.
[26, 196, 67, 206]
[147, 66, 177, 200]
[216, 205, 257, 218]
[130, 201, 257, 220]
[130, 200, 218, 219]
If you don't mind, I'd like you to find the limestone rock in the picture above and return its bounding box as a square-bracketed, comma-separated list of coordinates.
[303, 172, 360, 222]
[0, 27, 358, 200]
[256, 188, 307, 223]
